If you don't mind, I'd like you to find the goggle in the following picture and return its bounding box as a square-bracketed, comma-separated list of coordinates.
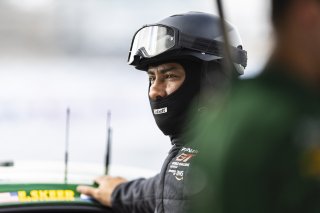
[128, 24, 247, 68]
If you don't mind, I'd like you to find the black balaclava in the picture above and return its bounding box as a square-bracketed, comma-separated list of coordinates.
[149, 59, 202, 136]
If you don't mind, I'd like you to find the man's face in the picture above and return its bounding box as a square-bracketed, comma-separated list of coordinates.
[147, 63, 186, 101]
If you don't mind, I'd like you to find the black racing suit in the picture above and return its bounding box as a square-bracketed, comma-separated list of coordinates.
[111, 136, 199, 213]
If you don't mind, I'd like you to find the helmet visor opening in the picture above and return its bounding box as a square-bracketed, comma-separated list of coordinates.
[128, 25, 176, 64]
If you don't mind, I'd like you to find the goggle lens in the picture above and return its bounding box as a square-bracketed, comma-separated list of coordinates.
[128, 26, 175, 64]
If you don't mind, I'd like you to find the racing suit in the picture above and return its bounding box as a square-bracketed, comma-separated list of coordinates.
[111, 135, 199, 213]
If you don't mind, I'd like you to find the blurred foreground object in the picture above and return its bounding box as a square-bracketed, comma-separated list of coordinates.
[190, 0, 320, 212]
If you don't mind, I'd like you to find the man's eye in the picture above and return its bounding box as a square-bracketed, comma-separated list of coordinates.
[166, 74, 177, 79]
[149, 76, 155, 83]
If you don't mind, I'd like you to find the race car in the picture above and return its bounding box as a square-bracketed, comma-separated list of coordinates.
[0, 183, 110, 213]
[0, 161, 155, 213]
[0, 160, 109, 213]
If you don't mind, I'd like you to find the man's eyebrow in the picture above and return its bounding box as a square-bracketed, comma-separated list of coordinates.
[147, 66, 176, 75]
[147, 69, 155, 75]
[159, 67, 176, 74]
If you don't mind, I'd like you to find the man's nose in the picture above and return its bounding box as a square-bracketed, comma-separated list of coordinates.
[149, 80, 167, 101]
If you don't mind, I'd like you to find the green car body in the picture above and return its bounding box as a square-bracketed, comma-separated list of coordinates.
[0, 183, 111, 212]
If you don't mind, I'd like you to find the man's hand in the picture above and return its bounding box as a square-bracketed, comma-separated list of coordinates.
[77, 175, 127, 207]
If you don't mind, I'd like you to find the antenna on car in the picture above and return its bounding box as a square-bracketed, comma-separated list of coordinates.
[64, 107, 70, 184]
[216, 0, 233, 77]
[105, 111, 112, 175]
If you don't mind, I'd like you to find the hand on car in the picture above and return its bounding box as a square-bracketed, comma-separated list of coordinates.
[77, 175, 127, 207]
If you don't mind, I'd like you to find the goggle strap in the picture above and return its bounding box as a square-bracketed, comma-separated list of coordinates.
[180, 33, 247, 68]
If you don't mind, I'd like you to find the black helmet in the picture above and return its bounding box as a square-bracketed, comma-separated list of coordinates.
[128, 11, 247, 75]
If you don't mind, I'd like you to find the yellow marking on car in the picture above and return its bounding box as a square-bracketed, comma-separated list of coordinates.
[18, 190, 75, 202]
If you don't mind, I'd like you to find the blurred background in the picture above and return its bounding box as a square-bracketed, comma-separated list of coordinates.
[0, 0, 272, 176]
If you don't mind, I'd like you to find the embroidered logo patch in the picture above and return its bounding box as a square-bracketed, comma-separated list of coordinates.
[153, 107, 167, 115]
[167, 147, 199, 181]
